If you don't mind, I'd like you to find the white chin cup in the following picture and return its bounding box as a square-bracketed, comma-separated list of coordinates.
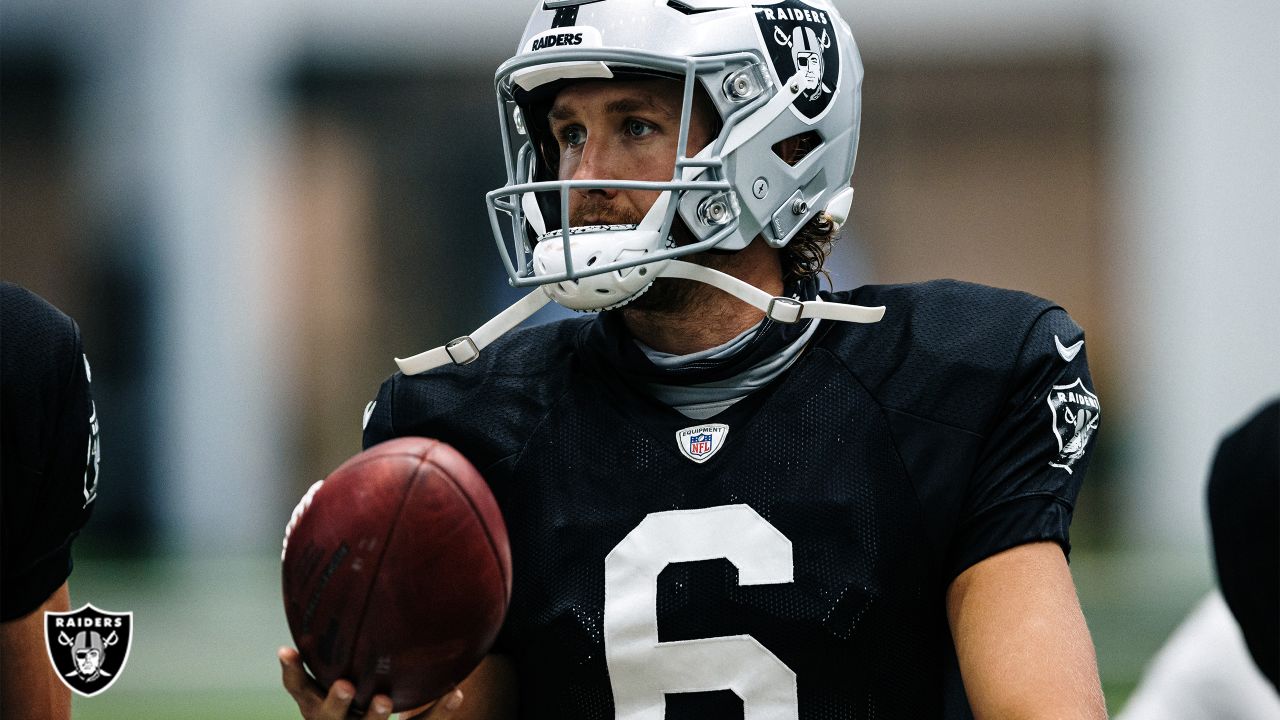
[532, 225, 670, 311]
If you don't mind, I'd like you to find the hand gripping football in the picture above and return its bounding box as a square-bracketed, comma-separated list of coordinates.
[281, 437, 511, 712]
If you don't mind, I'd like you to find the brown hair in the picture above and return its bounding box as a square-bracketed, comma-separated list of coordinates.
[780, 211, 837, 284]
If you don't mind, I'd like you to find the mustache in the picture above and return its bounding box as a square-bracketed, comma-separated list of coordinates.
[566, 195, 644, 227]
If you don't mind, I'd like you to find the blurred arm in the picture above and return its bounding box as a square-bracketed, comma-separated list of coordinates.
[1, 582, 71, 720]
[947, 541, 1107, 720]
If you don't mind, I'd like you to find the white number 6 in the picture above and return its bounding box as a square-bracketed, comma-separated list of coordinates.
[604, 504, 799, 719]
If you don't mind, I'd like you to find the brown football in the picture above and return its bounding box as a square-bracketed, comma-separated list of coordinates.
[281, 437, 511, 713]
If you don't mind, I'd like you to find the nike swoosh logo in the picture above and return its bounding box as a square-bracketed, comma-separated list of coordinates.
[362, 400, 377, 430]
[1055, 335, 1084, 363]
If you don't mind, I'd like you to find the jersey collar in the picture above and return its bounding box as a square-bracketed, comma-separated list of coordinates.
[583, 276, 819, 386]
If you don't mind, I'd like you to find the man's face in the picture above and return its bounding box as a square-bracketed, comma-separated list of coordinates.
[76, 648, 101, 675]
[548, 79, 716, 228]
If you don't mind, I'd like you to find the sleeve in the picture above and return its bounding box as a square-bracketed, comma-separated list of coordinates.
[944, 307, 1098, 581]
[361, 375, 399, 451]
[1, 292, 99, 621]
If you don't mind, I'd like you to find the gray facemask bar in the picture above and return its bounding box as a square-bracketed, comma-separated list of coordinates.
[485, 47, 775, 288]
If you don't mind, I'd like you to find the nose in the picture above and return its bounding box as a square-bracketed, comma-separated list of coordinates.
[570, 137, 620, 200]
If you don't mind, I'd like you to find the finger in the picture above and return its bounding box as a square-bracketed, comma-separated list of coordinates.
[278, 647, 322, 713]
[317, 679, 358, 720]
[358, 694, 394, 720]
[402, 689, 464, 719]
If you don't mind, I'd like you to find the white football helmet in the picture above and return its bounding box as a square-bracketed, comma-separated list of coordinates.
[487, 0, 864, 311]
[396, 0, 883, 375]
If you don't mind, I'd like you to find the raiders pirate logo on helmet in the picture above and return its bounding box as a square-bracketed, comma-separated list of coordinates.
[754, 0, 842, 122]
[393, 0, 885, 375]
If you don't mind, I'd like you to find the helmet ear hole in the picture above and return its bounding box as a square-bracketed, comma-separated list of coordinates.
[493, 0, 862, 289]
[772, 130, 823, 166]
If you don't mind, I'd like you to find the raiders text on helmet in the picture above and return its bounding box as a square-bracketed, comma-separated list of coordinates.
[485, 0, 864, 310]
[395, 0, 885, 375]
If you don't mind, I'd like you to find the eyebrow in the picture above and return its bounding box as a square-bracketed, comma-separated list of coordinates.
[547, 94, 678, 124]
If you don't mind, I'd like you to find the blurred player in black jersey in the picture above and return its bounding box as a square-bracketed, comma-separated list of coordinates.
[1118, 399, 1279, 719]
[1209, 399, 1279, 693]
[281, 1, 1106, 718]
[2, 283, 100, 720]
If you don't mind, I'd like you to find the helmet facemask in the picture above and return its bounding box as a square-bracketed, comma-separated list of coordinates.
[393, 1, 885, 377]
[487, 49, 776, 312]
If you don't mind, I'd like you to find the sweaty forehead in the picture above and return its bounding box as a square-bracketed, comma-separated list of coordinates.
[548, 79, 683, 122]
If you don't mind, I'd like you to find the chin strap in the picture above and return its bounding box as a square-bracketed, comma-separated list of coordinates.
[658, 260, 885, 324]
[395, 288, 551, 375]
[394, 259, 885, 376]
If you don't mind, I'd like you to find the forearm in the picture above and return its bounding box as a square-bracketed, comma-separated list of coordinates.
[1, 583, 72, 720]
[947, 542, 1107, 719]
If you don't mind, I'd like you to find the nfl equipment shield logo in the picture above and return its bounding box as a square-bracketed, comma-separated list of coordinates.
[44, 604, 133, 697]
[676, 423, 730, 464]
[1046, 378, 1100, 473]
[753, 0, 842, 123]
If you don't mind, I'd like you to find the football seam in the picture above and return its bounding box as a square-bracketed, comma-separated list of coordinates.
[432, 460, 512, 605]
[340, 450, 433, 695]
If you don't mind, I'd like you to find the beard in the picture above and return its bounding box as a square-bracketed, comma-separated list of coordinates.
[623, 251, 734, 314]
[622, 220, 741, 315]
[568, 194, 730, 315]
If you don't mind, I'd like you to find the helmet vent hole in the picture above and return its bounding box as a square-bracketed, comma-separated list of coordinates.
[772, 131, 823, 167]
[638, 267, 647, 276]
[595, 288, 610, 295]
[587, 255, 599, 266]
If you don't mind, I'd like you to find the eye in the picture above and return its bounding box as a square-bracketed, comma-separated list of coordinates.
[624, 118, 656, 138]
[558, 124, 586, 148]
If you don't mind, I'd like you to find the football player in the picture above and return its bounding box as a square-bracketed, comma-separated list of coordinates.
[281, 1, 1106, 718]
[1117, 399, 1280, 719]
[1, 283, 100, 720]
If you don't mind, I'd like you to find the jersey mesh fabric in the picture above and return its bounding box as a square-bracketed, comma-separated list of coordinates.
[494, 349, 936, 718]
[830, 280, 1092, 580]
[1, 283, 97, 620]
[366, 278, 1098, 719]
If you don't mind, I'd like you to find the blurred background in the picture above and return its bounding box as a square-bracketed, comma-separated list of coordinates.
[2, 0, 1277, 717]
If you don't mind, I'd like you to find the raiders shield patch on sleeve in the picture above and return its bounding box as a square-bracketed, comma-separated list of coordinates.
[1046, 378, 1100, 473]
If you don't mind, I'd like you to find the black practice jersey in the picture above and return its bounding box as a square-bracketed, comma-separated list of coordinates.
[1207, 399, 1279, 691]
[1, 283, 100, 621]
[364, 280, 1100, 719]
